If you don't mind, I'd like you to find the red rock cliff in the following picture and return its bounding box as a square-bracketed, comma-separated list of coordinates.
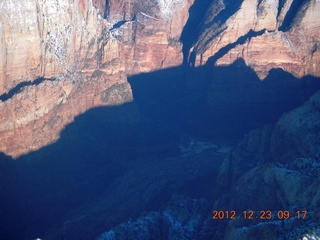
[191, 0, 320, 79]
[0, 0, 319, 158]
[0, 0, 193, 158]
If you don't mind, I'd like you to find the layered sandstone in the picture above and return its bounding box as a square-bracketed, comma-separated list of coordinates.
[0, 0, 193, 95]
[0, 0, 193, 158]
[106, 0, 194, 74]
[0, 0, 320, 158]
[192, 0, 320, 79]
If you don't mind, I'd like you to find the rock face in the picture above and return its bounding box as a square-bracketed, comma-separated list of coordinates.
[0, 0, 320, 158]
[0, 0, 193, 158]
[1, 0, 320, 158]
[213, 90, 320, 240]
[96, 195, 210, 240]
[191, 0, 320, 79]
[44, 137, 226, 240]
[0, 1, 320, 239]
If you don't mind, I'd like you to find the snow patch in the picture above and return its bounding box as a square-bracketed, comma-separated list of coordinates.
[158, 0, 185, 20]
[0, 0, 37, 27]
[37, 0, 75, 76]
[267, 0, 278, 14]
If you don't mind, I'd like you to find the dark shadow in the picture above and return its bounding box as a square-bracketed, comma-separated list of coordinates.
[110, 16, 136, 31]
[180, 0, 212, 65]
[206, 29, 266, 65]
[279, 0, 307, 32]
[277, 0, 286, 19]
[0, 77, 55, 102]
[186, 0, 243, 66]
[110, 20, 127, 30]
[129, 59, 320, 141]
[0, 60, 320, 240]
[188, 27, 265, 68]
[0, 101, 181, 240]
[200, 0, 243, 30]
[103, 0, 109, 19]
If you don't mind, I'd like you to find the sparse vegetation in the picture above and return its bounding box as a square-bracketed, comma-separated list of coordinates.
[168, 37, 181, 47]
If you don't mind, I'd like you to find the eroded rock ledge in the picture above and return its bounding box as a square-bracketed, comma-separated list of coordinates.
[0, 0, 193, 158]
[0, 0, 320, 158]
[212, 90, 320, 239]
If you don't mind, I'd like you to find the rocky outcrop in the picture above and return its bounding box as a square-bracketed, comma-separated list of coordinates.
[106, 0, 194, 74]
[0, 0, 193, 158]
[213, 90, 320, 239]
[0, 72, 132, 157]
[191, 0, 320, 79]
[0, 0, 319, 159]
[0, 0, 192, 93]
[27, 135, 226, 240]
[0, 1, 319, 239]
[96, 195, 209, 240]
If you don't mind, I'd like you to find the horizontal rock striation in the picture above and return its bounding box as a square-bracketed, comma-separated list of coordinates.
[190, 0, 320, 79]
[0, 0, 319, 159]
[0, 0, 193, 158]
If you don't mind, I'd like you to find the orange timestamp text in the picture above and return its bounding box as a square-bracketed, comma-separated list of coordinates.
[212, 210, 307, 220]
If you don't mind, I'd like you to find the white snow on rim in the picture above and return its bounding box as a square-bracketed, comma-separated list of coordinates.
[158, 0, 185, 20]
[267, 0, 278, 14]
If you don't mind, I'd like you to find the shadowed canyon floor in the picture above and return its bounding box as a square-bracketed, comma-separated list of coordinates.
[0, 61, 320, 239]
[1, 0, 320, 239]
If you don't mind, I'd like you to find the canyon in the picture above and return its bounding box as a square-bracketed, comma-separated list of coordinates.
[1, 0, 320, 158]
[0, 0, 320, 239]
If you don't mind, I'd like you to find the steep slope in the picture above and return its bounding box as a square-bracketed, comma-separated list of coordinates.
[0, 0, 193, 158]
[213, 90, 320, 239]
[190, 0, 320, 79]
[0, 1, 319, 239]
[0, 1, 319, 157]
[73, 90, 320, 240]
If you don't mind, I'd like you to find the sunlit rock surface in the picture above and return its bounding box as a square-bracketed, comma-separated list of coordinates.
[0, 0, 192, 158]
[191, 0, 320, 79]
[0, 1, 319, 239]
[1, 0, 320, 158]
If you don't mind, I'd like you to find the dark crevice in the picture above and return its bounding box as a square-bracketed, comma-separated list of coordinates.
[110, 15, 136, 31]
[0, 77, 55, 102]
[110, 20, 127, 30]
[277, 0, 286, 19]
[0, 1, 319, 240]
[104, 0, 109, 19]
[206, 29, 266, 66]
[188, 28, 226, 67]
[180, 0, 213, 66]
[186, 0, 243, 67]
[279, 0, 307, 32]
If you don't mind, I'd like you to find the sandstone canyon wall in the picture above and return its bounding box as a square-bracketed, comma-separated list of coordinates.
[1, 1, 320, 240]
[191, 0, 320, 79]
[0, 0, 319, 159]
[0, 0, 193, 158]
